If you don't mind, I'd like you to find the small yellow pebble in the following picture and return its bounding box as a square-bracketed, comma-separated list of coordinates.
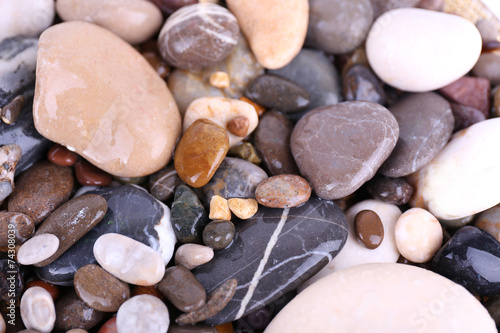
[209, 71, 230, 89]
[228, 198, 258, 220]
[209, 195, 232, 220]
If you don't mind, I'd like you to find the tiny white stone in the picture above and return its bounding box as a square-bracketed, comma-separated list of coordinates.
[17, 234, 59, 266]
[20, 286, 56, 333]
[395, 208, 443, 263]
[93, 233, 165, 286]
[175, 243, 214, 270]
[366, 8, 481, 92]
[116, 295, 170, 333]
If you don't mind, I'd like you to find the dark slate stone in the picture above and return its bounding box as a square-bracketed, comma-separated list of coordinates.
[171, 185, 209, 244]
[0, 98, 51, 175]
[36, 185, 171, 285]
[199, 157, 268, 206]
[342, 64, 385, 105]
[0, 37, 37, 108]
[193, 196, 348, 325]
[245, 74, 310, 113]
[432, 226, 500, 296]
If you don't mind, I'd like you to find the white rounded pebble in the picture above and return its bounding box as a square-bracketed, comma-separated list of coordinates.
[408, 118, 500, 219]
[175, 243, 214, 270]
[17, 234, 59, 266]
[117, 295, 170, 333]
[395, 208, 443, 263]
[300, 200, 401, 291]
[183, 97, 259, 147]
[94, 233, 165, 286]
[0, 0, 55, 41]
[20, 286, 56, 333]
[266, 263, 497, 333]
[366, 8, 481, 92]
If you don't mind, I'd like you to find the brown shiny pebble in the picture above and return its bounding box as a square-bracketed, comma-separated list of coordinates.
[130, 284, 166, 301]
[47, 144, 78, 167]
[175, 119, 229, 188]
[74, 264, 130, 312]
[365, 176, 414, 205]
[142, 51, 170, 79]
[149, 164, 184, 202]
[54, 291, 106, 331]
[482, 40, 500, 53]
[75, 160, 112, 186]
[25, 280, 60, 301]
[226, 116, 249, 137]
[0, 211, 34, 246]
[215, 323, 233, 333]
[1, 95, 25, 124]
[8, 161, 74, 225]
[158, 266, 206, 312]
[354, 210, 385, 250]
[240, 97, 265, 117]
[168, 324, 217, 333]
[228, 142, 261, 164]
[97, 316, 117, 333]
[176, 278, 237, 325]
[255, 174, 311, 208]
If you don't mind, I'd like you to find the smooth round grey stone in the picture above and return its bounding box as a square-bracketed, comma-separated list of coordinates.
[306, 0, 374, 54]
[291, 101, 399, 200]
[379, 92, 454, 177]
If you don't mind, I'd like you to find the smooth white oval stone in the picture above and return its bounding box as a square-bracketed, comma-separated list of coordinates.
[266, 263, 496, 333]
[116, 295, 170, 333]
[300, 200, 401, 291]
[408, 118, 500, 220]
[366, 8, 481, 92]
[20, 286, 56, 333]
[0, 0, 55, 41]
[17, 234, 59, 266]
[94, 233, 165, 286]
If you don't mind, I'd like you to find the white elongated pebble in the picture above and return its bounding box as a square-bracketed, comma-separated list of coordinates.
[300, 200, 400, 291]
[366, 8, 481, 92]
[94, 233, 165, 286]
[175, 243, 214, 270]
[17, 234, 59, 266]
[20, 286, 56, 333]
[266, 263, 496, 333]
[408, 118, 500, 219]
[395, 208, 443, 263]
[117, 295, 170, 333]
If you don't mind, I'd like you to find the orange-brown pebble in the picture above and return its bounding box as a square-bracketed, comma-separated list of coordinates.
[130, 284, 166, 301]
[97, 316, 117, 333]
[226, 116, 249, 137]
[216, 322, 234, 333]
[354, 210, 384, 250]
[209, 195, 232, 220]
[47, 144, 78, 167]
[174, 119, 229, 188]
[75, 160, 112, 186]
[25, 280, 60, 301]
[142, 52, 170, 79]
[209, 71, 230, 89]
[239, 97, 265, 117]
[228, 198, 258, 219]
[255, 174, 311, 208]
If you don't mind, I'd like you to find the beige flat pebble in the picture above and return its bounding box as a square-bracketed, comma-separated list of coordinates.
[94, 233, 165, 286]
[175, 243, 214, 270]
[395, 208, 443, 263]
[17, 234, 59, 266]
[184, 97, 258, 147]
[20, 286, 56, 333]
[209, 195, 232, 220]
[228, 198, 258, 220]
[226, 0, 309, 69]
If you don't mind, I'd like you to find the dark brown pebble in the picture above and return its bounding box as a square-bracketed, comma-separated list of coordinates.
[255, 174, 311, 208]
[75, 160, 112, 186]
[142, 51, 170, 79]
[354, 210, 384, 249]
[158, 266, 206, 312]
[54, 290, 106, 331]
[0, 211, 34, 246]
[365, 176, 414, 205]
[342, 64, 385, 105]
[482, 40, 500, 53]
[130, 284, 166, 301]
[149, 164, 184, 202]
[47, 144, 78, 167]
[1, 95, 24, 124]
[203, 220, 235, 250]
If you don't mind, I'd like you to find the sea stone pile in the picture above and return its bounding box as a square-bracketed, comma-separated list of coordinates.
[0, 0, 500, 332]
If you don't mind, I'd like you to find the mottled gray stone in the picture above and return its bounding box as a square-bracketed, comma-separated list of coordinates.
[171, 185, 209, 244]
[291, 101, 399, 200]
[379, 92, 454, 177]
[371, 0, 420, 17]
[342, 64, 385, 105]
[193, 196, 348, 325]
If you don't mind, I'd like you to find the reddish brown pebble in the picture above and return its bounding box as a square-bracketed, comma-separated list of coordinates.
[142, 52, 170, 79]
[1, 95, 25, 124]
[97, 316, 117, 333]
[25, 280, 60, 301]
[215, 323, 233, 333]
[54, 291, 106, 331]
[354, 210, 385, 249]
[227, 116, 250, 137]
[130, 284, 166, 301]
[439, 76, 490, 116]
[255, 174, 311, 208]
[47, 144, 78, 167]
[240, 97, 266, 117]
[0, 211, 34, 247]
[174, 119, 229, 188]
[75, 160, 112, 186]
[158, 266, 206, 312]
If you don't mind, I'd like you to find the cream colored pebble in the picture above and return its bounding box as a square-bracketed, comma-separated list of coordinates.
[209, 195, 232, 220]
[175, 243, 214, 270]
[20, 286, 56, 333]
[209, 71, 230, 89]
[395, 208, 443, 263]
[228, 198, 258, 220]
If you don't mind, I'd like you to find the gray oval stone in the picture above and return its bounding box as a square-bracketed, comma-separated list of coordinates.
[378, 92, 454, 177]
[291, 101, 399, 200]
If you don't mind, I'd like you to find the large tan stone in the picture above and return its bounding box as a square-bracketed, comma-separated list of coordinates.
[34, 21, 181, 177]
[226, 0, 309, 69]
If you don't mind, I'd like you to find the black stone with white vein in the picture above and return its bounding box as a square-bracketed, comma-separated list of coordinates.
[193, 196, 348, 325]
